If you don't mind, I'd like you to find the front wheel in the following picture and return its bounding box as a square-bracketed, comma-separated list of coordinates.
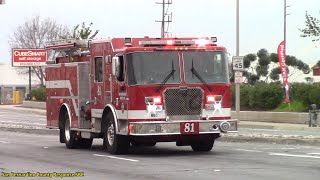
[103, 113, 130, 154]
[191, 141, 214, 152]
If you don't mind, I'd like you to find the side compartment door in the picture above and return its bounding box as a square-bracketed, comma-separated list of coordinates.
[91, 56, 105, 112]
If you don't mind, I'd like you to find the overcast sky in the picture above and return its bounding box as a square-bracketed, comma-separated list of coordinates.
[0, 0, 319, 66]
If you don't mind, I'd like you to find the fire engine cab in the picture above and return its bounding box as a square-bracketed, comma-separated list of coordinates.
[45, 37, 238, 154]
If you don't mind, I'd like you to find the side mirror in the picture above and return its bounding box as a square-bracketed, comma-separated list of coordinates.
[105, 55, 111, 64]
[229, 62, 233, 78]
[112, 57, 120, 77]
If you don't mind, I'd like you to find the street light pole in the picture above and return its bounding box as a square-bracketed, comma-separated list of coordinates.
[235, 0, 240, 119]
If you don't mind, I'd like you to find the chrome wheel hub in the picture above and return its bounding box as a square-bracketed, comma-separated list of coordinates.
[65, 118, 70, 141]
[107, 123, 115, 146]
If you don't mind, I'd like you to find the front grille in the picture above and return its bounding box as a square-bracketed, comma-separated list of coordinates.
[164, 88, 203, 117]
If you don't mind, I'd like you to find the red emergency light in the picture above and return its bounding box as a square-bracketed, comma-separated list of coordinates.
[139, 37, 217, 47]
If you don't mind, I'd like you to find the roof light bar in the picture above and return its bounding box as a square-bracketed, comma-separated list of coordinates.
[139, 38, 217, 47]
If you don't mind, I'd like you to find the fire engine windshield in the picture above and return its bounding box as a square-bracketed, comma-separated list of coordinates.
[183, 51, 229, 84]
[126, 52, 181, 85]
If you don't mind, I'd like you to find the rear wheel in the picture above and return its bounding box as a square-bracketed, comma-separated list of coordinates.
[191, 141, 214, 152]
[61, 113, 92, 149]
[62, 113, 77, 149]
[103, 113, 130, 154]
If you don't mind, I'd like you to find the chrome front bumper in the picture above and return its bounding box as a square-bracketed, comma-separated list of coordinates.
[129, 119, 238, 136]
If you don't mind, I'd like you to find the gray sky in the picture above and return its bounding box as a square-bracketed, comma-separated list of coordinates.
[0, 0, 319, 65]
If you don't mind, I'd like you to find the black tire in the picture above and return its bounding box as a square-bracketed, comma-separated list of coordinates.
[191, 141, 214, 152]
[77, 138, 93, 149]
[131, 141, 156, 147]
[103, 113, 130, 154]
[61, 113, 78, 149]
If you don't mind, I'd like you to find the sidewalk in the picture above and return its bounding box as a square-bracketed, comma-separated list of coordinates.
[1, 105, 320, 145]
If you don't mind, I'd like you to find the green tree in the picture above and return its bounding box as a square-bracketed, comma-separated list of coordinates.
[300, 11, 320, 43]
[242, 49, 310, 84]
[72, 22, 99, 40]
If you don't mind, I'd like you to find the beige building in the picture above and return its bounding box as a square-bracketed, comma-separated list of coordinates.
[0, 62, 29, 104]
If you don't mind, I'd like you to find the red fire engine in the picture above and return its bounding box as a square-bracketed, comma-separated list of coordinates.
[45, 37, 237, 154]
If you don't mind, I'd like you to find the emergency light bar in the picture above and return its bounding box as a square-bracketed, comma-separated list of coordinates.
[139, 37, 217, 47]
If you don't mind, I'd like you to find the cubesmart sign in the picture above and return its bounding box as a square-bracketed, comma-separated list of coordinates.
[12, 49, 47, 67]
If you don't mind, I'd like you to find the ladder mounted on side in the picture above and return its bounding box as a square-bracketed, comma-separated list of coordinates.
[45, 39, 92, 63]
[45, 39, 91, 51]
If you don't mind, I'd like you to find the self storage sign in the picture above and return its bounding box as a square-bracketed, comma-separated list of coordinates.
[12, 49, 47, 67]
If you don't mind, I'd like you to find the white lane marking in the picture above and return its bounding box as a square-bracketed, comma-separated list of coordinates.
[93, 154, 139, 162]
[214, 170, 221, 172]
[269, 153, 320, 159]
[43, 147, 49, 149]
[246, 129, 283, 132]
[236, 149, 263, 153]
[307, 153, 320, 155]
[0, 120, 46, 126]
[261, 147, 296, 150]
[0, 140, 10, 144]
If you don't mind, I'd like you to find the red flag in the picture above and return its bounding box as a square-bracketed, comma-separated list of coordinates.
[277, 41, 290, 103]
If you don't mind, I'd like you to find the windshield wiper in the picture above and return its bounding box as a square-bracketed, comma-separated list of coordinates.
[156, 60, 175, 92]
[191, 59, 212, 91]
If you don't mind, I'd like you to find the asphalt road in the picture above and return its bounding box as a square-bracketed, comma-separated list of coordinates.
[0, 129, 320, 180]
[0, 109, 46, 129]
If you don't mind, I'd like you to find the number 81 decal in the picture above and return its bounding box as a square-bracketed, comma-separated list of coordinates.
[180, 122, 199, 134]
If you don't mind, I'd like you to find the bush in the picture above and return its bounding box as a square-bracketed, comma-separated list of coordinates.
[232, 83, 283, 110]
[240, 85, 251, 107]
[248, 83, 283, 109]
[290, 83, 312, 105]
[232, 82, 320, 111]
[30, 87, 46, 101]
[308, 85, 320, 107]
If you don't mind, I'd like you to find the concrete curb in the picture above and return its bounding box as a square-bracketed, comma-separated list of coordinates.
[219, 136, 320, 146]
[231, 111, 309, 124]
[21, 101, 46, 109]
[0, 127, 58, 135]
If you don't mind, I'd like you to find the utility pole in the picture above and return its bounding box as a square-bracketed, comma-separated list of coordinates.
[29, 67, 31, 100]
[235, 0, 240, 120]
[156, 0, 172, 38]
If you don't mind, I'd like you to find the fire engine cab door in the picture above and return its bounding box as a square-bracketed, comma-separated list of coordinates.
[91, 56, 105, 118]
[112, 55, 129, 123]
